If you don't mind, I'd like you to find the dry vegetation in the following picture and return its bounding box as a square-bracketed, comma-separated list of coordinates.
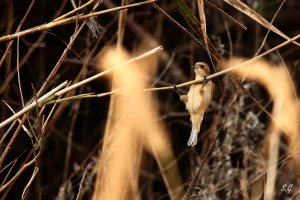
[0, 0, 300, 199]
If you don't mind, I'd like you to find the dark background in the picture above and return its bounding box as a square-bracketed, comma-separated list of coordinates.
[0, 0, 300, 199]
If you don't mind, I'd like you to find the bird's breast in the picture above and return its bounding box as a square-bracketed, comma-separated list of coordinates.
[186, 85, 202, 114]
[186, 81, 213, 114]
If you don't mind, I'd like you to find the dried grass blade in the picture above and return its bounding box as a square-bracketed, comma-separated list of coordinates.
[223, 0, 300, 46]
[205, 0, 246, 30]
[197, 0, 208, 48]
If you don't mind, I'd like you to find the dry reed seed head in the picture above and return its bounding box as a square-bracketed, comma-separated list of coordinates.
[86, 17, 103, 38]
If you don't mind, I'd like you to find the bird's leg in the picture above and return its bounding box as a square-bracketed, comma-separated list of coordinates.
[173, 84, 181, 96]
[173, 84, 188, 103]
[201, 76, 209, 89]
[180, 95, 188, 103]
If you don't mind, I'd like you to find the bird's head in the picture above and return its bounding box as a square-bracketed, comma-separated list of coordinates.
[193, 62, 210, 77]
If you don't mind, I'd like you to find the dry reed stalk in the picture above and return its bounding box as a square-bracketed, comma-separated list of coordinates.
[224, 58, 300, 199]
[0, 0, 156, 43]
[93, 47, 183, 200]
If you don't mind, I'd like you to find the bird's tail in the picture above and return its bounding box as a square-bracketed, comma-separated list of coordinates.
[187, 127, 198, 146]
[187, 114, 204, 146]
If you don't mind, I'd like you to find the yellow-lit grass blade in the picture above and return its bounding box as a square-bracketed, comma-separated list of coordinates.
[93, 46, 183, 200]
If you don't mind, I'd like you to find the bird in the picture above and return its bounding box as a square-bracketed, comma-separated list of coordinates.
[180, 62, 214, 146]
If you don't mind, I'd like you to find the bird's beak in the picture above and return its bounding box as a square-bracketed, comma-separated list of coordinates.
[192, 66, 196, 69]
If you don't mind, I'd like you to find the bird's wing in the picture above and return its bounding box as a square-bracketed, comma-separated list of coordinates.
[187, 85, 202, 113]
[180, 95, 188, 103]
[191, 86, 202, 112]
[211, 81, 215, 97]
[200, 80, 214, 96]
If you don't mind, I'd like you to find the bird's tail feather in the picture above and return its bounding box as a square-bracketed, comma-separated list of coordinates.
[187, 114, 204, 146]
[187, 127, 198, 146]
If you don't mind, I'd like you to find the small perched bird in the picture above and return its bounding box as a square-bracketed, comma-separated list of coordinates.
[180, 62, 214, 146]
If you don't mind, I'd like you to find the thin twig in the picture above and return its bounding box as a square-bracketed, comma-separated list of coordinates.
[0, 0, 36, 68]
[16, 36, 24, 107]
[0, 153, 40, 192]
[255, 0, 286, 56]
[0, 116, 27, 169]
[204, 0, 246, 30]
[0, 117, 17, 145]
[1, 100, 32, 138]
[0, 158, 18, 188]
[21, 167, 39, 200]
[75, 169, 88, 200]
[151, 53, 175, 87]
[63, 90, 81, 181]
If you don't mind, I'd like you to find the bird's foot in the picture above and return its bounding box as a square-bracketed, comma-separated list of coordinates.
[179, 95, 188, 103]
[173, 84, 181, 96]
[202, 76, 208, 89]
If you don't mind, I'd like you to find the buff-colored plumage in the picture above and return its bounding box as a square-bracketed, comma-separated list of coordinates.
[180, 62, 214, 146]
